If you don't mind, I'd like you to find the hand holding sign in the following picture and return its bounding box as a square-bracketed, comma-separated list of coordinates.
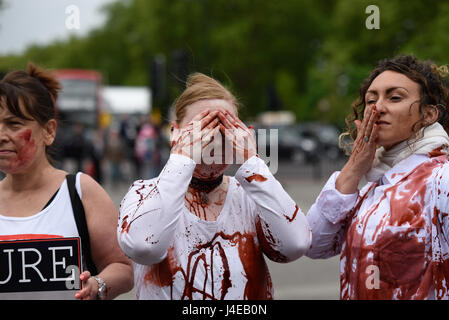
[75, 270, 99, 300]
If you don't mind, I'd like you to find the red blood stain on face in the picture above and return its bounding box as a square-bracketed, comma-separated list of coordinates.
[245, 174, 267, 183]
[144, 231, 273, 300]
[4, 129, 38, 173]
[20, 129, 32, 142]
[340, 156, 448, 299]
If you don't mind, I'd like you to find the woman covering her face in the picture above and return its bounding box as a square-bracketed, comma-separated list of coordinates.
[306, 55, 449, 299]
[117, 73, 312, 300]
[0, 63, 133, 299]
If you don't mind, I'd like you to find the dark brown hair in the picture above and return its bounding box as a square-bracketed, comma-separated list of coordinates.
[0, 62, 61, 160]
[341, 54, 449, 153]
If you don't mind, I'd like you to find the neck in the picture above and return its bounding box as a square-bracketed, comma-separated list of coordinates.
[189, 174, 224, 194]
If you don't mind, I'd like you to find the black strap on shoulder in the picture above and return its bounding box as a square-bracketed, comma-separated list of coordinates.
[66, 174, 98, 275]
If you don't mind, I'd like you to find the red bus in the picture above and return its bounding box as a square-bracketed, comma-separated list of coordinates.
[53, 69, 103, 129]
[52, 69, 105, 177]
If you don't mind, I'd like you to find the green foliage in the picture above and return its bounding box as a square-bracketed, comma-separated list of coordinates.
[1, 0, 448, 125]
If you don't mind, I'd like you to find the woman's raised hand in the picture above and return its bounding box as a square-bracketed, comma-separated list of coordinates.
[217, 109, 257, 163]
[170, 109, 221, 161]
[336, 105, 379, 194]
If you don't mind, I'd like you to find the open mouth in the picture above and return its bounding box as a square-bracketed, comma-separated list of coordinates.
[375, 121, 389, 125]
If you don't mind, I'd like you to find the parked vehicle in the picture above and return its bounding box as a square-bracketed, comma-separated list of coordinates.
[295, 122, 346, 161]
[52, 69, 106, 176]
[253, 124, 319, 164]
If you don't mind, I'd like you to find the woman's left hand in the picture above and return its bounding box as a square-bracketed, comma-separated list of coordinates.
[75, 271, 99, 300]
[218, 110, 257, 163]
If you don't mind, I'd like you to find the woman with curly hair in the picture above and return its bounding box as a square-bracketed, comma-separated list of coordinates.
[306, 55, 449, 299]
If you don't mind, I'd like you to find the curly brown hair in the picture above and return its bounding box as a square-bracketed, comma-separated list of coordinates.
[340, 54, 449, 154]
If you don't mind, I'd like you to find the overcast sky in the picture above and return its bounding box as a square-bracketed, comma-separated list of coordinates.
[0, 0, 116, 55]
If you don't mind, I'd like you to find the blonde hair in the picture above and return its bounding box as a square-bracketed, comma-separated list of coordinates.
[173, 73, 238, 123]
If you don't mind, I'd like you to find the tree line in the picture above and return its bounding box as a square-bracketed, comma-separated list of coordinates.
[1, 0, 449, 128]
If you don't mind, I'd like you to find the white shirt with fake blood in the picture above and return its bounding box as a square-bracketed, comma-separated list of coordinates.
[306, 152, 449, 300]
[118, 154, 312, 300]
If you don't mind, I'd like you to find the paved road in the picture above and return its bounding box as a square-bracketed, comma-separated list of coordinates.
[102, 158, 345, 300]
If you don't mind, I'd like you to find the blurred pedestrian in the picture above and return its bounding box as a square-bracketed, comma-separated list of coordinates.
[153, 122, 171, 176]
[118, 73, 312, 300]
[68, 123, 87, 173]
[134, 117, 157, 179]
[0, 63, 133, 299]
[90, 128, 105, 184]
[306, 55, 449, 299]
[105, 127, 124, 184]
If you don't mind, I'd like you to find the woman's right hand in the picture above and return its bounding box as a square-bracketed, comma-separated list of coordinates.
[170, 109, 221, 161]
[336, 105, 379, 194]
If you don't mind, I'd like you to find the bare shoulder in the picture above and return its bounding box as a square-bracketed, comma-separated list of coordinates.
[79, 173, 116, 214]
[80, 173, 104, 197]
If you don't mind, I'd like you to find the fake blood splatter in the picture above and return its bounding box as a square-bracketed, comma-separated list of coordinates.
[7, 129, 37, 173]
[184, 190, 209, 220]
[428, 145, 446, 158]
[340, 155, 448, 299]
[144, 231, 273, 300]
[245, 174, 267, 183]
[256, 218, 289, 263]
[120, 182, 159, 234]
[283, 204, 299, 223]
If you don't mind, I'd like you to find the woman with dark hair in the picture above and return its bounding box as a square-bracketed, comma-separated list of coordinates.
[118, 72, 312, 300]
[0, 63, 133, 299]
[306, 55, 449, 299]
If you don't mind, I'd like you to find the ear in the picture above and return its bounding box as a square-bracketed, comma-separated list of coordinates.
[423, 105, 439, 126]
[43, 119, 57, 146]
[170, 121, 180, 144]
[171, 121, 180, 130]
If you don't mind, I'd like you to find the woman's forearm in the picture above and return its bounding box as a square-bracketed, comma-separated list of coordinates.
[335, 161, 362, 194]
[236, 156, 312, 262]
[117, 154, 195, 265]
[97, 262, 134, 300]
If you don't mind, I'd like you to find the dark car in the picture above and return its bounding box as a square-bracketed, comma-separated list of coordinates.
[294, 122, 346, 161]
[253, 124, 319, 164]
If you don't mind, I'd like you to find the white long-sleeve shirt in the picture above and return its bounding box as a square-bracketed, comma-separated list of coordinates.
[118, 154, 312, 300]
[306, 151, 449, 299]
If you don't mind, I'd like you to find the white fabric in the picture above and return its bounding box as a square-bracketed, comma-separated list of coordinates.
[118, 154, 312, 300]
[366, 122, 449, 182]
[0, 172, 82, 239]
[306, 153, 449, 299]
[0, 172, 84, 300]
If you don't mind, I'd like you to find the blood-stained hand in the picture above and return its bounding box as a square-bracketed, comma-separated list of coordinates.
[217, 110, 257, 164]
[336, 104, 379, 194]
[349, 104, 379, 177]
[171, 109, 221, 161]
